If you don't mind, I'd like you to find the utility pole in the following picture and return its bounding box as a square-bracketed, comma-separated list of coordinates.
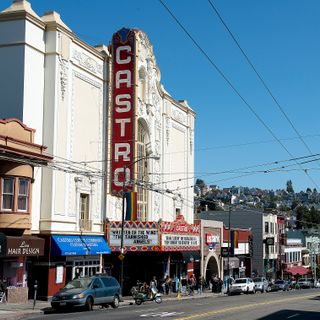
[118, 155, 160, 295]
[227, 205, 231, 293]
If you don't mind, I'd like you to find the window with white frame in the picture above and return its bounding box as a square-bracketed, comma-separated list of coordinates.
[18, 178, 29, 211]
[80, 193, 89, 220]
[2, 177, 14, 210]
[264, 222, 269, 233]
[1, 177, 30, 213]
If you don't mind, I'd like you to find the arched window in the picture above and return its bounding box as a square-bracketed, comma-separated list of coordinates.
[137, 121, 149, 221]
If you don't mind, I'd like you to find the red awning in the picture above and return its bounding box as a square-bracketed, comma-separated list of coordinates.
[286, 266, 310, 276]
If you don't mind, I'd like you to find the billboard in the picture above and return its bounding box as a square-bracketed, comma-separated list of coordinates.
[111, 28, 136, 195]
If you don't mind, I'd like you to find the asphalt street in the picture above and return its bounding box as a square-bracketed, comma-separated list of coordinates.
[22, 289, 320, 320]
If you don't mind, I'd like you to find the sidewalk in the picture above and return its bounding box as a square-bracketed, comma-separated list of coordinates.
[0, 291, 218, 320]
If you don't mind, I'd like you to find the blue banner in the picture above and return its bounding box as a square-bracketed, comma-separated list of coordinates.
[51, 235, 111, 256]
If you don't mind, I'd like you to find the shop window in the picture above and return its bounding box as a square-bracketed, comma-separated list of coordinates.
[1, 176, 30, 213]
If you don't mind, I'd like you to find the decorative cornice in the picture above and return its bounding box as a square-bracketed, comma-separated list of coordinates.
[72, 49, 103, 75]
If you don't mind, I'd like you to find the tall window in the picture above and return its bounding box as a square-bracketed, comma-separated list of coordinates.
[264, 222, 269, 233]
[80, 193, 89, 220]
[2, 177, 14, 210]
[18, 179, 29, 211]
[137, 122, 149, 221]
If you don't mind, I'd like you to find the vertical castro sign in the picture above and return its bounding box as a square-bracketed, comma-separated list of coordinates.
[111, 28, 136, 195]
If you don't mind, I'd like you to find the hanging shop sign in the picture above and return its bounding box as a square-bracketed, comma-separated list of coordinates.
[111, 28, 137, 195]
[160, 215, 200, 251]
[107, 221, 160, 252]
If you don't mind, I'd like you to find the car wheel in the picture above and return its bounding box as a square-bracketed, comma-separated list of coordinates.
[135, 299, 142, 305]
[85, 297, 93, 311]
[111, 295, 119, 309]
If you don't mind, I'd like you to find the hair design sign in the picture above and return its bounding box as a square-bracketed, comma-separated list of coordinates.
[111, 28, 136, 195]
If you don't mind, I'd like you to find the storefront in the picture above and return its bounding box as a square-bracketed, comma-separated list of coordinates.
[0, 234, 45, 302]
[106, 215, 200, 295]
[31, 235, 110, 299]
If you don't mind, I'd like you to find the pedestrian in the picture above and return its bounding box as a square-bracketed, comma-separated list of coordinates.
[211, 275, 218, 293]
[150, 276, 158, 289]
[164, 275, 171, 295]
[217, 277, 223, 294]
[188, 274, 196, 293]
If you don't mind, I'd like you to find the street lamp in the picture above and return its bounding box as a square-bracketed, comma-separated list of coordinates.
[119, 155, 160, 294]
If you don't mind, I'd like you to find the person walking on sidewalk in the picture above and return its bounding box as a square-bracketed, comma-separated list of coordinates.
[164, 275, 171, 295]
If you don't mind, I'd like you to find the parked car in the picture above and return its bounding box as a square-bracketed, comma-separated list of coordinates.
[229, 278, 255, 295]
[253, 277, 270, 293]
[297, 278, 313, 289]
[51, 275, 122, 311]
[270, 280, 290, 291]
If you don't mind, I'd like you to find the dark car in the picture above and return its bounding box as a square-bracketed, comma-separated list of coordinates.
[270, 280, 290, 292]
[51, 275, 122, 311]
[253, 277, 270, 293]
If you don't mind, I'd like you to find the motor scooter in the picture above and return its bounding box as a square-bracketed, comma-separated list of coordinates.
[131, 283, 162, 305]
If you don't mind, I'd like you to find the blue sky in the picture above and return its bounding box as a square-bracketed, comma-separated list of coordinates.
[2, 0, 320, 192]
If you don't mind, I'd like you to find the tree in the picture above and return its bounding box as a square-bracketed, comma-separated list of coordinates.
[286, 180, 294, 193]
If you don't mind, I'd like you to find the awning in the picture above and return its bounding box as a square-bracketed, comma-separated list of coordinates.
[51, 235, 111, 256]
[223, 257, 240, 270]
[181, 251, 200, 263]
[286, 266, 310, 276]
[0, 233, 44, 257]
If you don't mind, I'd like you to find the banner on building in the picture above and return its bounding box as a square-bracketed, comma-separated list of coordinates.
[125, 192, 137, 221]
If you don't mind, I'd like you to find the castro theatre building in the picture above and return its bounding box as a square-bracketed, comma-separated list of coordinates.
[0, 1, 196, 297]
[106, 28, 197, 294]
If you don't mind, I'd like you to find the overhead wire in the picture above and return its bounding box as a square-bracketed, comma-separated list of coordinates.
[158, 0, 320, 189]
[207, 0, 317, 158]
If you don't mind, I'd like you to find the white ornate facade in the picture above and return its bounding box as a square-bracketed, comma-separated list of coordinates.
[0, 1, 195, 233]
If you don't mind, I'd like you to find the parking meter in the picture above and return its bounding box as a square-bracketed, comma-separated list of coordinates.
[33, 280, 38, 310]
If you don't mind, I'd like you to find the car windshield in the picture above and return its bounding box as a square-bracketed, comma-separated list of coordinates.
[253, 278, 263, 282]
[234, 279, 247, 284]
[64, 278, 92, 289]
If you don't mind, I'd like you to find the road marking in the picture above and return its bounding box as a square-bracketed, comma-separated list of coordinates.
[141, 311, 185, 318]
[287, 314, 300, 319]
[174, 294, 317, 320]
[135, 308, 159, 313]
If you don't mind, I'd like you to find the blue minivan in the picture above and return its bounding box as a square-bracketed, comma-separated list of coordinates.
[51, 275, 122, 311]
